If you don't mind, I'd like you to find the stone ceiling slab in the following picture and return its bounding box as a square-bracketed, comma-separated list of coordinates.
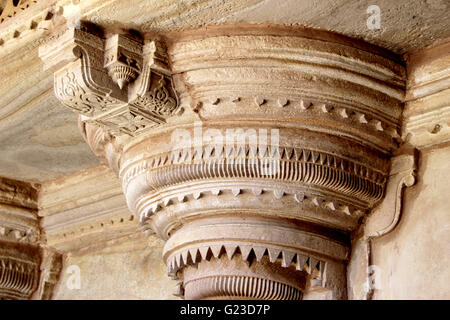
[83, 0, 450, 54]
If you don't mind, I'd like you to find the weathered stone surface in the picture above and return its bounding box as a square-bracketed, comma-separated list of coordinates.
[0, 0, 449, 183]
[403, 41, 450, 149]
[0, 240, 41, 299]
[52, 234, 178, 300]
[41, 24, 409, 300]
[347, 41, 450, 300]
[371, 144, 449, 299]
[0, 0, 449, 301]
[78, 0, 450, 54]
[39, 165, 137, 252]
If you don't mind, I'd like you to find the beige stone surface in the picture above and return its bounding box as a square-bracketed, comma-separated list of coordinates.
[0, 0, 449, 183]
[0, 91, 99, 183]
[0, 0, 100, 182]
[0, 41, 99, 183]
[83, 0, 450, 54]
[371, 144, 450, 299]
[52, 234, 178, 300]
[0, 0, 448, 300]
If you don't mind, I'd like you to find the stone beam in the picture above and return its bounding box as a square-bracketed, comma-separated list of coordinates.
[39, 165, 137, 252]
[403, 40, 450, 148]
[41, 24, 407, 300]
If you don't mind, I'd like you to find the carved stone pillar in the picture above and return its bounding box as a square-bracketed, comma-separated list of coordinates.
[0, 177, 63, 300]
[347, 40, 449, 300]
[41, 25, 405, 300]
[0, 177, 41, 300]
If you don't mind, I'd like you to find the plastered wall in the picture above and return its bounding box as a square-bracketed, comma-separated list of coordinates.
[369, 143, 450, 299]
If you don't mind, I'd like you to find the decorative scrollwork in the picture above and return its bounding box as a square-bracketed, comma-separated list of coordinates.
[55, 71, 93, 115]
[96, 110, 156, 136]
[132, 75, 178, 117]
[55, 71, 122, 116]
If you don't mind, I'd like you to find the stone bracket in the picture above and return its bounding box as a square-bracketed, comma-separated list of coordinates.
[348, 148, 418, 300]
[39, 27, 179, 138]
[364, 149, 418, 238]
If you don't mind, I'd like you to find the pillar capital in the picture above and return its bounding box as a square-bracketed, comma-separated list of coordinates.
[42, 24, 406, 299]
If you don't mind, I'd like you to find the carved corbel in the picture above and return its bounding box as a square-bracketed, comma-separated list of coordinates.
[364, 149, 418, 238]
[40, 28, 126, 116]
[39, 26, 179, 140]
[349, 148, 418, 300]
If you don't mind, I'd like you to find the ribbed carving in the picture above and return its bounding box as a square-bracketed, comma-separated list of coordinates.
[139, 187, 364, 224]
[0, 256, 37, 300]
[122, 145, 386, 204]
[184, 275, 302, 300]
[109, 64, 138, 89]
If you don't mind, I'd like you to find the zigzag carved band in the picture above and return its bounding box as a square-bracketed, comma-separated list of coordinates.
[166, 243, 324, 279]
[122, 145, 386, 204]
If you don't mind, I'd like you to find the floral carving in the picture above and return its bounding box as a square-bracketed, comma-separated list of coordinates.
[131, 75, 178, 117]
[96, 111, 155, 136]
[55, 71, 122, 116]
[55, 71, 93, 115]
[46, 30, 179, 138]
